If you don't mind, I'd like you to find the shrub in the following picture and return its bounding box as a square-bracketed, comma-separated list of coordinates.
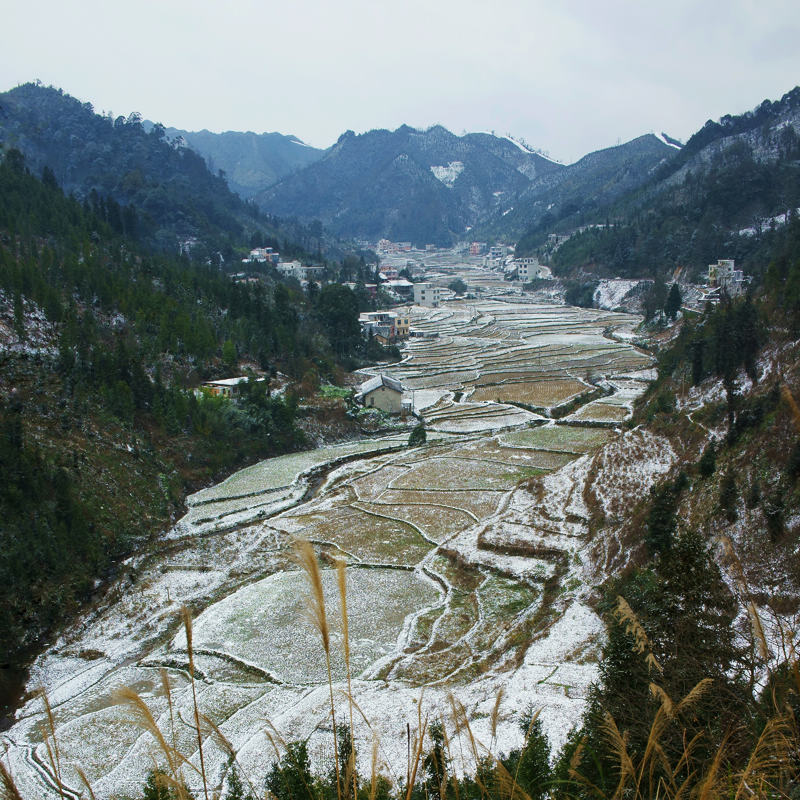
[408, 422, 426, 447]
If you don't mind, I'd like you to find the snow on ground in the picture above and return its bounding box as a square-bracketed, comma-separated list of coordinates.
[2, 293, 664, 799]
[0, 291, 58, 356]
[655, 132, 682, 150]
[170, 568, 440, 684]
[738, 207, 800, 236]
[410, 388, 452, 413]
[588, 428, 676, 521]
[430, 161, 465, 187]
[593, 279, 642, 311]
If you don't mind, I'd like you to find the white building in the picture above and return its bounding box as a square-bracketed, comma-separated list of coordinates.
[276, 261, 325, 282]
[413, 282, 443, 307]
[277, 260, 303, 278]
[355, 374, 405, 414]
[513, 257, 552, 282]
[707, 259, 751, 297]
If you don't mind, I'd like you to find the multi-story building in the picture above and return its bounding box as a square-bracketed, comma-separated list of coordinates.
[513, 257, 552, 282]
[394, 311, 410, 338]
[246, 247, 280, 265]
[276, 261, 325, 282]
[413, 282, 443, 307]
[707, 259, 751, 297]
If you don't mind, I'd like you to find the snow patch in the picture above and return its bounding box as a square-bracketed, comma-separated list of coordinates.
[655, 132, 682, 149]
[593, 279, 643, 311]
[430, 161, 465, 187]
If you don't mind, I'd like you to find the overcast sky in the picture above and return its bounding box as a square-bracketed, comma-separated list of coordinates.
[3, 0, 799, 163]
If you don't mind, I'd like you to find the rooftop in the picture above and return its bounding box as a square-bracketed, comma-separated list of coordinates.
[357, 374, 404, 396]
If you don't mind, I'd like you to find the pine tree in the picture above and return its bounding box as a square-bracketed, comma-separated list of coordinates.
[265, 741, 317, 800]
[664, 282, 682, 320]
[504, 713, 551, 800]
[421, 722, 448, 800]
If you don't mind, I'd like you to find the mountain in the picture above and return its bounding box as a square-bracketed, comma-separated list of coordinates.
[488, 133, 677, 242]
[152, 125, 325, 199]
[256, 124, 563, 245]
[535, 86, 800, 281]
[257, 124, 677, 247]
[0, 83, 275, 251]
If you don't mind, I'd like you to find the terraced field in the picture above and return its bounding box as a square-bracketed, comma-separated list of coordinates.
[3, 289, 670, 800]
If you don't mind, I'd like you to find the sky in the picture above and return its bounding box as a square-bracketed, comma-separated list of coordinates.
[2, 0, 800, 164]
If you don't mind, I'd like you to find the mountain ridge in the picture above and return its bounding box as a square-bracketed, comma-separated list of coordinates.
[150, 123, 325, 199]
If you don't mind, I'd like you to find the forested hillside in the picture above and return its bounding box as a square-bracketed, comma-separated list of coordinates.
[486, 134, 676, 243]
[0, 148, 371, 676]
[521, 86, 800, 282]
[0, 83, 327, 257]
[551, 221, 800, 799]
[258, 125, 561, 245]
[155, 125, 325, 199]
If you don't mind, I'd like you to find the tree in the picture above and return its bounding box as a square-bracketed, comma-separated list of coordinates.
[141, 770, 175, 799]
[719, 470, 738, 522]
[408, 423, 426, 446]
[448, 278, 467, 295]
[224, 764, 255, 800]
[645, 479, 680, 556]
[698, 441, 716, 477]
[222, 339, 237, 370]
[573, 529, 744, 796]
[504, 713, 551, 800]
[665, 282, 682, 320]
[643, 276, 667, 321]
[315, 284, 361, 357]
[421, 722, 448, 800]
[265, 741, 317, 800]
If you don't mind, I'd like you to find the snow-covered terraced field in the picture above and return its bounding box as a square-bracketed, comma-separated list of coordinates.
[3, 293, 660, 800]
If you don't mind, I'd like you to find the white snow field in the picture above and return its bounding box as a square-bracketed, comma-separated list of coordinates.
[2, 296, 663, 799]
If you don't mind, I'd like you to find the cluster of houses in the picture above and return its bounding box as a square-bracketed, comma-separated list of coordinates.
[358, 310, 411, 344]
[238, 247, 327, 286]
[243, 247, 280, 266]
[378, 267, 415, 300]
[705, 259, 751, 299]
[276, 260, 326, 282]
[201, 371, 412, 418]
[377, 239, 414, 253]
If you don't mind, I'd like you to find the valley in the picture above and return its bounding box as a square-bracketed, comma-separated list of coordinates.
[2, 75, 800, 800]
[1, 271, 666, 800]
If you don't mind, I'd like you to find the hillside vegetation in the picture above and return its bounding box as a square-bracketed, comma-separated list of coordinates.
[0, 83, 328, 257]
[521, 86, 800, 283]
[156, 125, 325, 199]
[0, 148, 372, 672]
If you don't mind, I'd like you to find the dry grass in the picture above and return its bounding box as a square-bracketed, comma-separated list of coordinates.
[0, 761, 24, 800]
[21, 559, 799, 800]
[470, 379, 588, 407]
[297, 540, 341, 800]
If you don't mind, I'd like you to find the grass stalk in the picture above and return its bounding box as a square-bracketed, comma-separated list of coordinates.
[297, 540, 340, 800]
[337, 558, 358, 800]
[0, 760, 24, 800]
[39, 689, 66, 800]
[181, 605, 210, 800]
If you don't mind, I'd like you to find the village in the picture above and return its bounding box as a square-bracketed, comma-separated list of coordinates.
[210, 243, 751, 415]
